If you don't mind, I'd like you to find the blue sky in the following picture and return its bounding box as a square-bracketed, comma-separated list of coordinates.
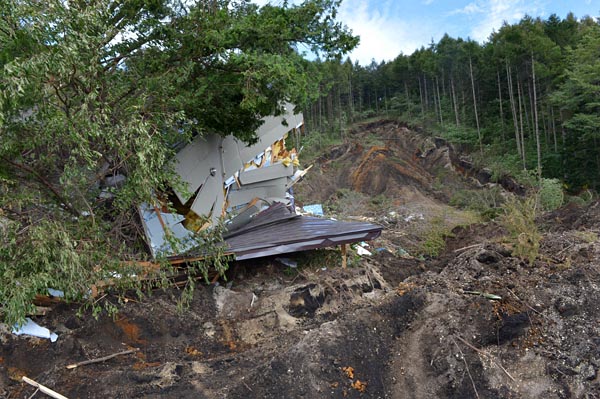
[254, 0, 600, 64]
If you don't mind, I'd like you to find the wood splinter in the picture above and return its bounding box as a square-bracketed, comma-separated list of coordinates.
[22, 376, 69, 399]
[66, 348, 139, 370]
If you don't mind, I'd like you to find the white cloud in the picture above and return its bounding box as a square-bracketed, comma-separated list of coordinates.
[339, 0, 434, 64]
[422, 0, 435, 4]
[449, 2, 484, 15]
[468, 0, 545, 42]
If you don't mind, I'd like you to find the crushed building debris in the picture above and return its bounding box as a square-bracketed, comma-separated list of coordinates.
[138, 103, 382, 261]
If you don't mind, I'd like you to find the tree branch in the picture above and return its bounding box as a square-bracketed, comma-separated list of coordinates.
[2, 157, 79, 217]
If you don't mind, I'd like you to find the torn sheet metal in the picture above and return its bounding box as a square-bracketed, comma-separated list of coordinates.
[173, 134, 222, 205]
[139, 203, 197, 258]
[140, 103, 306, 258]
[138, 103, 381, 262]
[223, 202, 382, 260]
[226, 213, 382, 260]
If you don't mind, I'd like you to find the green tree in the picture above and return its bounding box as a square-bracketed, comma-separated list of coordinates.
[0, 0, 357, 324]
[551, 22, 600, 190]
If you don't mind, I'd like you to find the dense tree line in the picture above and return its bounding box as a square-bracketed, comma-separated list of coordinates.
[305, 13, 600, 192]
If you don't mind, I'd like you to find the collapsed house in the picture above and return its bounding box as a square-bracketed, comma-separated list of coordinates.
[139, 103, 382, 262]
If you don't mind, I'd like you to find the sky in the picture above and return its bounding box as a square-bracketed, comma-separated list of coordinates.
[253, 0, 600, 64]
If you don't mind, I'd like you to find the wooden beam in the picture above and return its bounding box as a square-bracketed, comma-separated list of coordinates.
[341, 244, 347, 269]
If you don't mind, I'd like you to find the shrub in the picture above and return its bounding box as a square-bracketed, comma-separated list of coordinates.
[499, 196, 540, 264]
[538, 178, 564, 211]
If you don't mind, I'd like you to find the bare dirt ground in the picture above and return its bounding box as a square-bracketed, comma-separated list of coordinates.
[2, 120, 599, 398]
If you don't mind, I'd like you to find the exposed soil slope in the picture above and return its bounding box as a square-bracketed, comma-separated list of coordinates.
[1, 120, 599, 399]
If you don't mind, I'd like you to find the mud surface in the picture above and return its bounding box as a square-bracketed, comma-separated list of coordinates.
[2, 120, 600, 398]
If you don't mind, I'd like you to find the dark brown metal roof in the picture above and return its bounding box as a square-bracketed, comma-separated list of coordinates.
[224, 202, 299, 239]
[223, 203, 382, 260]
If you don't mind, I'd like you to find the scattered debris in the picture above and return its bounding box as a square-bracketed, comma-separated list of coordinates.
[12, 318, 58, 342]
[46, 288, 64, 298]
[351, 379, 368, 393]
[342, 366, 355, 379]
[462, 290, 502, 301]
[275, 257, 298, 268]
[302, 204, 324, 216]
[355, 242, 372, 256]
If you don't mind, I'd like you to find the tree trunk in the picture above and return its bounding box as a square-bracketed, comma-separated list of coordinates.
[531, 53, 541, 179]
[423, 75, 429, 111]
[418, 77, 424, 118]
[517, 79, 527, 169]
[337, 84, 343, 137]
[469, 57, 483, 154]
[436, 76, 443, 126]
[523, 80, 531, 136]
[404, 81, 411, 118]
[506, 61, 522, 164]
[384, 86, 389, 116]
[551, 106, 558, 152]
[327, 91, 334, 132]
[432, 78, 439, 121]
[497, 69, 505, 142]
[348, 74, 354, 123]
[318, 94, 323, 130]
[451, 77, 459, 127]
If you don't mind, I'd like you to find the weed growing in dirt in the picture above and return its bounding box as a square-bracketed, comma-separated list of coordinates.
[564, 190, 596, 207]
[325, 188, 369, 216]
[293, 249, 341, 269]
[573, 230, 598, 243]
[449, 186, 504, 219]
[499, 196, 541, 264]
[418, 216, 454, 258]
[369, 194, 393, 212]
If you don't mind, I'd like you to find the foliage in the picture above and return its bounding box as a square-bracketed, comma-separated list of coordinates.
[0, 0, 357, 324]
[303, 13, 600, 192]
[538, 178, 564, 211]
[499, 196, 541, 264]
